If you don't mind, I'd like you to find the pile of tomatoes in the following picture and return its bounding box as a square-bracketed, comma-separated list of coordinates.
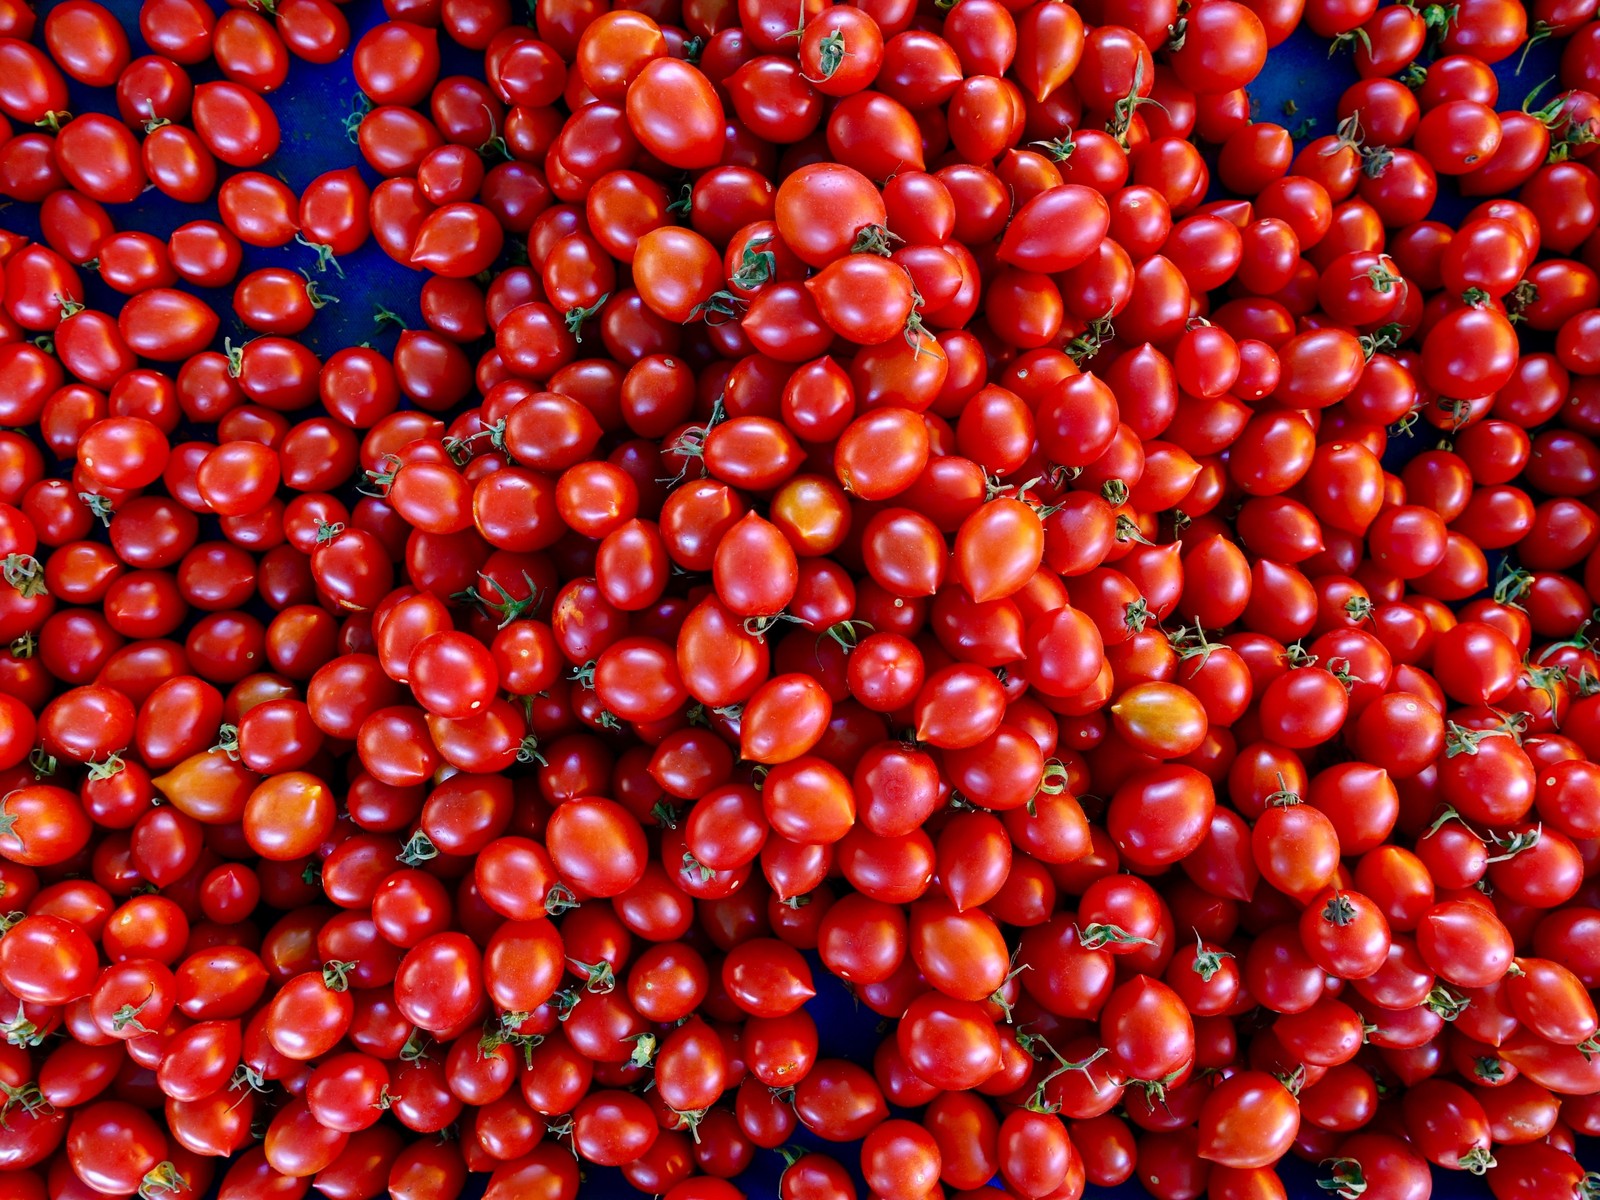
[1, 0, 1600, 1196]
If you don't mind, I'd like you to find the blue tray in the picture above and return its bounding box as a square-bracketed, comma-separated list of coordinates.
[2, 0, 1589, 1196]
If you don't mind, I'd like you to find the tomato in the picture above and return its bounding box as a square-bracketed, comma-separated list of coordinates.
[270, 0, 347, 62]
[892, 992, 998, 1092]
[390, 931, 483, 1039]
[1398, 1078, 1496, 1174]
[807, 255, 916, 345]
[218, 171, 301, 247]
[1300, 886, 1391, 979]
[1423, 303, 1520, 398]
[1197, 1072, 1298, 1168]
[67, 1102, 167, 1194]
[211, 8, 288, 91]
[709, 511, 797, 620]
[627, 228, 722, 326]
[861, 1119, 942, 1200]
[1106, 765, 1215, 870]
[998, 185, 1110, 274]
[55, 113, 147, 204]
[776, 163, 888, 267]
[0, 38, 69, 124]
[547, 796, 647, 897]
[191, 80, 280, 167]
[44, 1, 128, 88]
[1110, 682, 1209, 759]
[410, 203, 505, 278]
[1255, 662, 1350, 747]
[1417, 897, 1515, 990]
[0, 915, 96, 1004]
[1500, 957, 1596, 1048]
[117, 290, 221, 365]
[626, 58, 724, 169]
[0, 785, 92, 866]
[352, 19, 440, 106]
[1022, 605, 1105, 699]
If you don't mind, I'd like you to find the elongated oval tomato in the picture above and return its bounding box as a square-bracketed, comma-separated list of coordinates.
[191, 80, 281, 166]
[118, 290, 220, 361]
[625, 58, 724, 169]
[806, 256, 916, 345]
[998, 185, 1111, 273]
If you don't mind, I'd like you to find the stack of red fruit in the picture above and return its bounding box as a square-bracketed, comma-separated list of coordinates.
[0, 0, 1599, 1196]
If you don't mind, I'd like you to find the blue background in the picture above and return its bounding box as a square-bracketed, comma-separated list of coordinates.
[1, 0, 1588, 1195]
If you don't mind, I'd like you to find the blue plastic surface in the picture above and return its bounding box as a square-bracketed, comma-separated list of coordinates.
[2, 0, 1593, 1196]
